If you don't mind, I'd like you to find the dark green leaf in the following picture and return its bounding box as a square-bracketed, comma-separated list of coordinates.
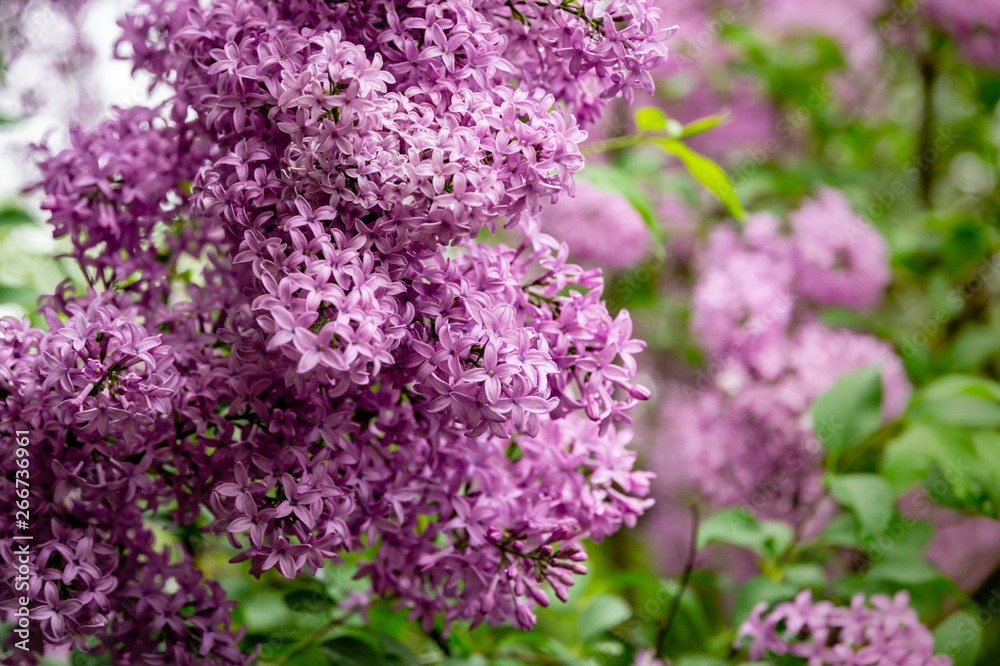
[283, 589, 335, 612]
[321, 636, 386, 666]
[0, 204, 32, 228]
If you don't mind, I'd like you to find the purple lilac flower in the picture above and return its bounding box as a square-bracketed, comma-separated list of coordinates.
[2, 0, 673, 659]
[736, 590, 952, 666]
[654, 190, 906, 526]
[790, 187, 891, 310]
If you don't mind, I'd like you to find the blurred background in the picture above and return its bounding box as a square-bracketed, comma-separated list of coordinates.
[3, 1, 1000, 664]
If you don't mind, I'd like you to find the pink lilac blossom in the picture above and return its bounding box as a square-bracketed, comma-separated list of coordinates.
[919, 505, 1000, 593]
[655, 322, 908, 519]
[655, 191, 907, 524]
[690, 212, 795, 360]
[536, 180, 651, 270]
[754, 0, 887, 113]
[755, 0, 886, 74]
[1, 0, 673, 662]
[790, 187, 891, 310]
[736, 590, 951, 666]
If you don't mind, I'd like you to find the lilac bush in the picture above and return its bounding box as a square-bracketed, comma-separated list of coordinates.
[0, 0, 676, 662]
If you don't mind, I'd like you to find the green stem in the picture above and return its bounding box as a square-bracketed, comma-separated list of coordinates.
[656, 503, 699, 656]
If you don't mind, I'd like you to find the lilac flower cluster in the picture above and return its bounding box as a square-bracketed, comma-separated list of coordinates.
[536, 180, 652, 270]
[737, 590, 952, 665]
[1, 0, 674, 661]
[653, 189, 907, 522]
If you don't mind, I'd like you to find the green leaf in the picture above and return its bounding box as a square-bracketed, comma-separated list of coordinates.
[881, 424, 971, 494]
[578, 593, 632, 642]
[679, 112, 730, 138]
[882, 424, 1000, 516]
[945, 327, 1000, 371]
[920, 374, 1000, 402]
[676, 658, 730, 666]
[934, 610, 981, 666]
[782, 563, 827, 589]
[819, 514, 862, 549]
[283, 647, 329, 666]
[910, 394, 1000, 429]
[376, 633, 419, 666]
[635, 106, 667, 131]
[810, 365, 883, 469]
[696, 508, 792, 560]
[654, 139, 744, 220]
[0, 204, 32, 228]
[0, 284, 38, 309]
[283, 589, 334, 612]
[72, 650, 112, 666]
[825, 474, 894, 539]
[321, 636, 386, 666]
[867, 558, 941, 584]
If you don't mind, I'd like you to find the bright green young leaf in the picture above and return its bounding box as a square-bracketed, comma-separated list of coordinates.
[578, 594, 632, 642]
[635, 106, 667, 131]
[934, 610, 982, 666]
[865, 558, 941, 585]
[679, 112, 730, 138]
[655, 139, 745, 220]
[825, 473, 894, 539]
[926, 462, 999, 518]
[810, 365, 883, 470]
